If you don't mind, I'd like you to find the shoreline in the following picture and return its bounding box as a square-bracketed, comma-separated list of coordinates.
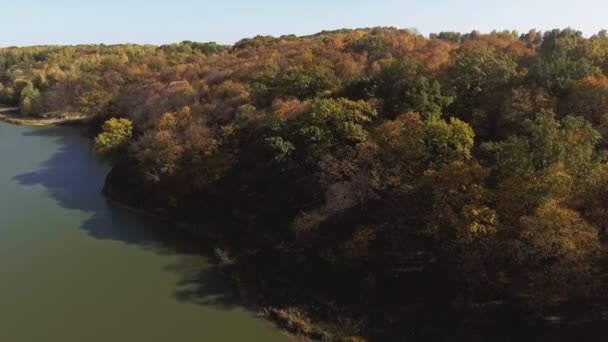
[0, 110, 87, 126]
[102, 194, 340, 341]
[0, 116, 358, 341]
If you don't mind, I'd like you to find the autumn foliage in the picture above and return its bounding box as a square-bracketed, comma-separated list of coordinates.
[4, 28, 608, 340]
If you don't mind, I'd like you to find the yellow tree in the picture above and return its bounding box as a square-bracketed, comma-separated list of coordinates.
[94, 118, 133, 161]
[514, 200, 601, 303]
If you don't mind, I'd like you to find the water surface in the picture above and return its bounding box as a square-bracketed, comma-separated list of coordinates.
[0, 122, 287, 341]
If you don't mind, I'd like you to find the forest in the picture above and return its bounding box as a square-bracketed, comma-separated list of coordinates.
[3, 27, 608, 340]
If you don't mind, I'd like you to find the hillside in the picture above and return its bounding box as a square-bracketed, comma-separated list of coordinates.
[3, 27, 608, 340]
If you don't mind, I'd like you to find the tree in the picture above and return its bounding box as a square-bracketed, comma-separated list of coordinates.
[484, 110, 601, 182]
[348, 113, 475, 197]
[514, 200, 600, 303]
[578, 163, 608, 234]
[131, 106, 235, 190]
[449, 48, 518, 97]
[530, 54, 599, 94]
[496, 86, 555, 138]
[484, 110, 601, 225]
[19, 83, 39, 115]
[6, 27, 608, 338]
[425, 161, 496, 246]
[560, 74, 608, 126]
[424, 161, 498, 291]
[423, 117, 475, 168]
[76, 90, 113, 116]
[162, 80, 197, 110]
[94, 118, 133, 161]
[375, 58, 453, 119]
[540, 28, 586, 57]
[280, 65, 340, 99]
[447, 47, 519, 126]
[264, 98, 377, 165]
[431, 31, 463, 43]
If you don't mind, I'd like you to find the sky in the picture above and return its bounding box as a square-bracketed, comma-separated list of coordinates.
[1, 0, 607, 47]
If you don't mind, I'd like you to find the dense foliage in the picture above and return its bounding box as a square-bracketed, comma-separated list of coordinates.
[4, 28, 608, 340]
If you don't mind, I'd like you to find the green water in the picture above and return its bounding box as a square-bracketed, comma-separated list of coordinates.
[0, 122, 287, 341]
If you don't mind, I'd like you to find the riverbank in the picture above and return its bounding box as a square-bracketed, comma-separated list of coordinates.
[107, 208, 364, 340]
[101, 164, 357, 341]
[0, 120, 292, 341]
[0, 108, 87, 126]
[103, 197, 345, 341]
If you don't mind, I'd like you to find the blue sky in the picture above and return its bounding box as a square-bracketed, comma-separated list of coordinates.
[2, 0, 607, 47]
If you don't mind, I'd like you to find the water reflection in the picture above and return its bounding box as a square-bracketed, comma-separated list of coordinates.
[11, 126, 246, 311]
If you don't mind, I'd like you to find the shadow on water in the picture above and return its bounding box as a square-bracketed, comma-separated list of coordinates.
[11, 126, 241, 311]
[11, 126, 608, 341]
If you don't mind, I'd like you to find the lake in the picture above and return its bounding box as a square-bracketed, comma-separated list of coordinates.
[0, 121, 287, 341]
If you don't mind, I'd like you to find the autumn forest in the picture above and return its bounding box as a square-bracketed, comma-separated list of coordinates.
[3, 27, 608, 340]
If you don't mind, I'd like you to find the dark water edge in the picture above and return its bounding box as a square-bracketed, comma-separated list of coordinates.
[0, 121, 288, 342]
[11, 121, 608, 342]
[102, 153, 608, 340]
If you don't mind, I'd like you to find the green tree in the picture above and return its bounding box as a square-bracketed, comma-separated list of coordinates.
[484, 110, 601, 182]
[484, 110, 601, 224]
[375, 58, 453, 119]
[449, 48, 518, 100]
[530, 54, 599, 94]
[76, 90, 113, 116]
[447, 47, 519, 130]
[265, 98, 377, 164]
[423, 117, 475, 168]
[280, 65, 340, 99]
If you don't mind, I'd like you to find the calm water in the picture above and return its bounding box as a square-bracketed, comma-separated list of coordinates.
[0, 122, 287, 341]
